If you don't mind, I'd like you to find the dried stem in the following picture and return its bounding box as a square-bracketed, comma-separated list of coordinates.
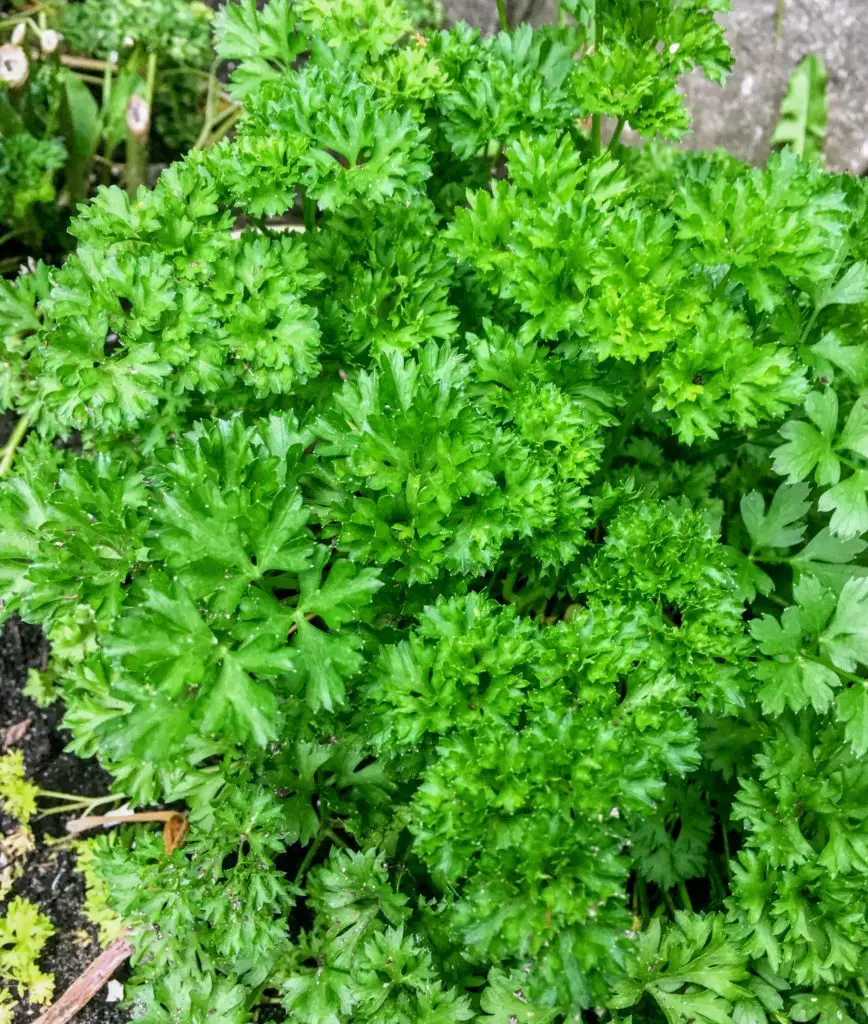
[66, 810, 177, 835]
[60, 54, 117, 73]
[33, 932, 132, 1024]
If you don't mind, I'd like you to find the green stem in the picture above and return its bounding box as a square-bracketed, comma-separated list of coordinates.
[662, 889, 678, 917]
[799, 305, 821, 346]
[748, 554, 792, 566]
[608, 115, 626, 151]
[838, 454, 865, 473]
[721, 822, 731, 875]
[145, 50, 158, 104]
[495, 0, 509, 31]
[0, 411, 33, 478]
[596, 387, 645, 480]
[707, 855, 725, 904]
[677, 881, 693, 912]
[0, 228, 26, 249]
[38, 789, 119, 802]
[302, 190, 317, 233]
[98, 60, 114, 188]
[637, 878, 649, 926]
[326, 828, 350, 850]
[248, 215, 279, 238]
[35, 792, 125, 818]
[193, 63, 220, 151]
[125, 51, 158, 196]
[294, 829, 327, 884]
[197, 106, 242, 149]
[590, 114, 602, 156]
[194, 101, 241, 150]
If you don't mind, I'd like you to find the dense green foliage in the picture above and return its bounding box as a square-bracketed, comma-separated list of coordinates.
[0, 0, 221, 268]
[2, 0, 868, 1021]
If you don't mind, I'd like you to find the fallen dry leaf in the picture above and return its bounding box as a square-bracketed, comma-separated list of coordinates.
[162, 812, 189, 855]
[1, 717, 31, 750]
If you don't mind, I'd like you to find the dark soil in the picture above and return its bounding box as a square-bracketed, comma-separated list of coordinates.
[0, 594, 128, 1019]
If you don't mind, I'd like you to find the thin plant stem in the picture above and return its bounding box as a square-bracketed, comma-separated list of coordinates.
[662, 889, 678, 916]
[98, 59, 114, 187]
[596, 386, 644, 480]
[36, 793, 125, 818]
[60, 54, 117, 73]
[590, 114, 602, 155]
[0, 411, 33, 478]
[144, 50, 158, 101]
[294, 829, 327, 884]
[637, 878, 649, 926]
[326, 828, 350, 850]
[495, 0, 509, 31]
[707, 855, 725, 903]
[38, 789, 121, 803]
[721, 822, 731, 875]
[0, 228, 26, 249]
[194, 97, 240, 150]
[193, 62, 220, 150]
[678, 881, 693, 912]
[125, 51, 158, 196]
[198, 106, 242, 149]
[608, 115, 626, 151]
[302, 190, 317, 233]
[70, 72, 105, 86]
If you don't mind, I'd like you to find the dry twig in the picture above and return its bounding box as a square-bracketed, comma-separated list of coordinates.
[33, 932, 132, 1024]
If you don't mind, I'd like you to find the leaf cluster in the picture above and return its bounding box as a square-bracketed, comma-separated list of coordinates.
[1, 2, 868, 1023]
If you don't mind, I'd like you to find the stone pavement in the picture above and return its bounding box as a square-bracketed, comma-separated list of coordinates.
[445, 0, 868, 174]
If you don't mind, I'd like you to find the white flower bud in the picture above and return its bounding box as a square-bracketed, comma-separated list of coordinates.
[126, 93, 151, 137]
[122, 35, 135, 48]
[0, 44, 28, 87]
[39, 29, 60, 55]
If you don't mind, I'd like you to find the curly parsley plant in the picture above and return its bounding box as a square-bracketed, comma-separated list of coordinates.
[1, 0, 868, 1022]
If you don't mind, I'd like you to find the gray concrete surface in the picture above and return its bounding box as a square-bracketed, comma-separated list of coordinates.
[447, 0, 868, 174]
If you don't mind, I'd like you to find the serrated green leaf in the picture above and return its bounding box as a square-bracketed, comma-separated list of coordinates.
[818, 470, 868, 538]
[741, 484, 811, 549]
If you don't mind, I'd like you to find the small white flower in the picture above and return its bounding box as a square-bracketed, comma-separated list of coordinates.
[609, 806, 620, 818]
[10, 23, 26, 45]
[126, 93, 151, 137]
[0, 43, 28, 87]
[122, 34, 135, 48]
[669, 42, 681, 54]
[109, 49, 119, 64]
[40, 29, 60, 55]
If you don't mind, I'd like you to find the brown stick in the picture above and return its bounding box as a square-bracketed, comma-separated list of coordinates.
[60, 54, 117, 73]
[33, 932, 132, 1024]
[66, 811, 177, 835]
